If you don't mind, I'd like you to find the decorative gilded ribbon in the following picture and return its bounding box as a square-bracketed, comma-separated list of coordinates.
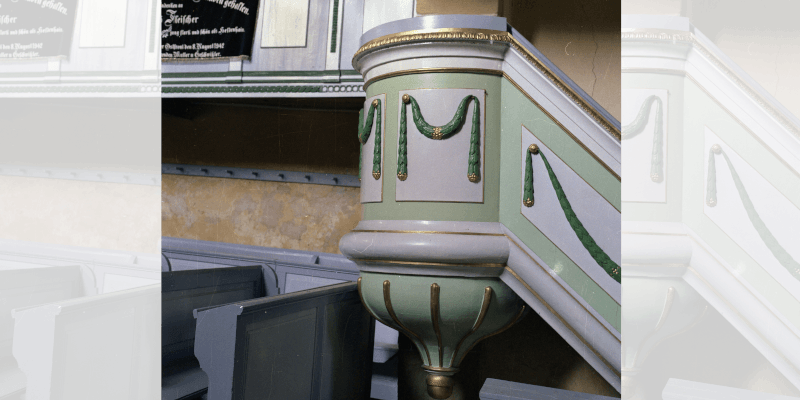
[706, 145, 800, 280]
[397, 94, 481, 182]
[523, 146, 621, 283]
[358, 99, 382, 180]
[622, 95, 664, 182]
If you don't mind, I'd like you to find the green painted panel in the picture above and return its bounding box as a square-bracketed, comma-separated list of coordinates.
[498, 79, 621, 330]
[362, 73, 503, 222]
[621, 72, 687, 223]
[680, 79, 800, 331]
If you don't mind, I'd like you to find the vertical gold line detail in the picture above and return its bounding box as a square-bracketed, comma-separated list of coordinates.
[451, 286, 492, 366]
[457, 305, 526, 366]
[383, 280, 432, 365]
[633, 286, 675, 367]
[642, 305, 708, 361]
[430, 283, 443, 367]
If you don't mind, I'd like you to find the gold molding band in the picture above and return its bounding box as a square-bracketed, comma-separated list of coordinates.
[636, 286, 675, 366]
[350, 229, 506, 236]
[451, 286, 492, 366]
[622, 28, 800, 139]
[363, 67, 503, 90]
[383, 279, 432, 365]
[353, 28, 620, 140]
[622, 67, 687, 76]
[359, 259, 505, 269]
[431, 283, 443, 367]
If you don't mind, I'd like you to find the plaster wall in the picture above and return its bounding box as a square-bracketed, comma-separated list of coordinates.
[161, 98, 364, 253]
[0, 176, 160, 254]
[506, 1, 621, 120]
[161, 175, 360, 254]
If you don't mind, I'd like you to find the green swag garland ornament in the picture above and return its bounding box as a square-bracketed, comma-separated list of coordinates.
[358, 99, 382, 180]
[706, 144, 800, 280]
[523, 143, 621, 283]
[397, 93, 481, 182]
[621, 95, 664, 182]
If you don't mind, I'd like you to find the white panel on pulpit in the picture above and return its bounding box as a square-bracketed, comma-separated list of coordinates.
[703, 128, 800, 301]
[395, 88, 485, 203]
[621, 89, 668, 203]
[521, 126, 621, 296]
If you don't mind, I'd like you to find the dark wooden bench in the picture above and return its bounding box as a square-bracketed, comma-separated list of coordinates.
[12, 283, 160, 400]
[162, 266, 266, 400]
[0, 266, 86, 399]
[194, 281, 375, 400]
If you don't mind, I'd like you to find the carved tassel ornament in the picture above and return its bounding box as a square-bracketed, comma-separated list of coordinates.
[706, 144, 800, 279]
[523, 144, 621, 283]
[358, 99, 382, 180]
[622, 95, 664, 182]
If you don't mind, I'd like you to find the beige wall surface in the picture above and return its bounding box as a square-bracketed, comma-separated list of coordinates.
[162, 174, 361, 254]
[0, 176, 161, 254]
[507, 1, 621, 120]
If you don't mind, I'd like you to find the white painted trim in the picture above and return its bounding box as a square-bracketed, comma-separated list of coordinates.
[503, 49, 622, 173]
[325, 0, 344, 71]
[621, 222, 800, 392]
[622, 22, 800, 176]
[143, 0, 160, 72]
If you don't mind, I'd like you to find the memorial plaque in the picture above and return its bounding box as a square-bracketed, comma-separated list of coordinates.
[0, 0, 79, 59]
[161, 0, 260, 60]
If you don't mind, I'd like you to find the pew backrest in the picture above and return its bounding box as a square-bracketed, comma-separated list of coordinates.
[12, 284, 160, 400]
[161, 266, 265, 368]
[194, 281, 375, 400]
[0, 266, 85, 361]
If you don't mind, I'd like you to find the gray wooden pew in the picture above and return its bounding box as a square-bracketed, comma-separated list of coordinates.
[162, 237, 399, 399]
[194, 281, 375, 400]
[662, 378, 800, 400]
[12, 284, 160, 400]
[0, 266, 86, 399]
[161, 266, 266, 400]
[479, 378, 620, 400]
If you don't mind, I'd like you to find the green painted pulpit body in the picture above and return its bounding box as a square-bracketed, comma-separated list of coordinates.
[358, 273, 526, 397]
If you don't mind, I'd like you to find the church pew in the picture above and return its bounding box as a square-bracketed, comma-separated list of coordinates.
[0, 266, 86, 399]
[11, 284, 160, 400]
[161, 266, 266, 400]
[194, 281, 375, 400]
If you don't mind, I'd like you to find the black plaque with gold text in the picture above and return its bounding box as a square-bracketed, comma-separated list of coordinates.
[161, 0, 260, 60]
[0, 0, 78, 59]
